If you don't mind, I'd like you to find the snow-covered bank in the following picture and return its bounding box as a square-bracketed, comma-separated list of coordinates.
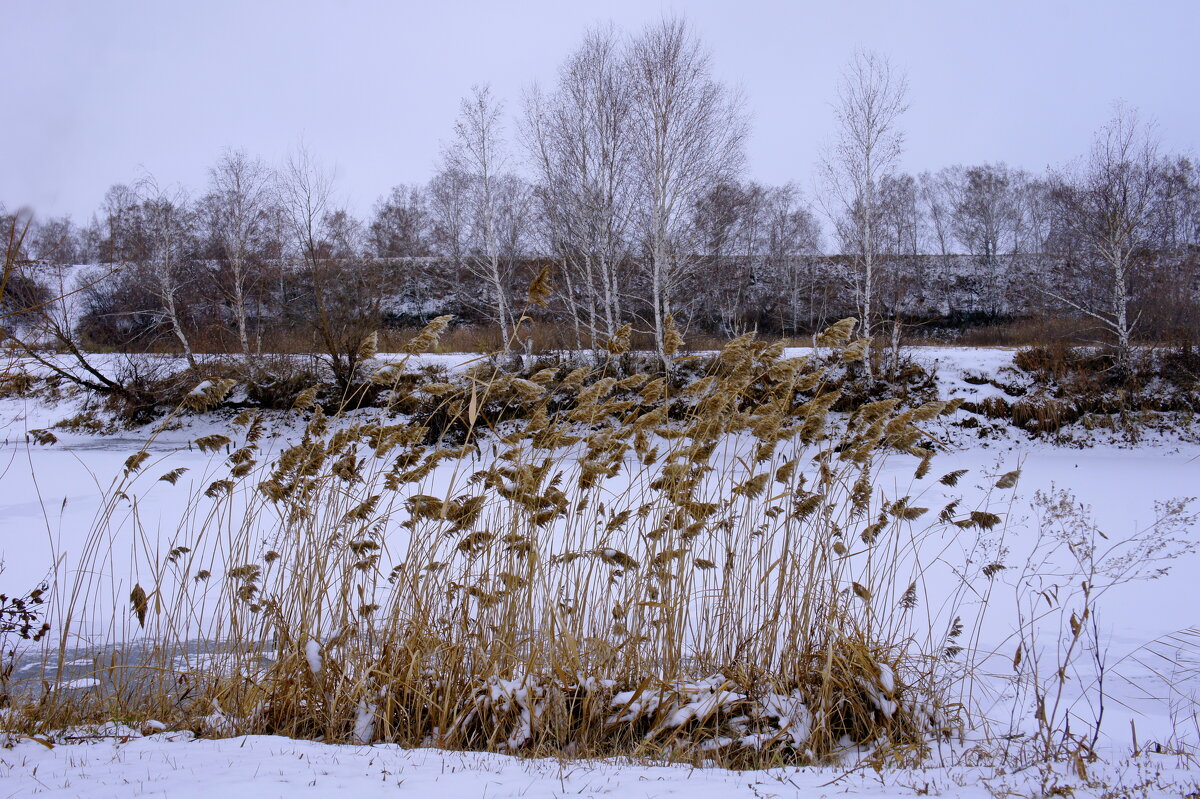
[2, 732, 1197, 798]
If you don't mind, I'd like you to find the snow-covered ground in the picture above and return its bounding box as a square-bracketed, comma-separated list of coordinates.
[3, 731, 1198, 798]
[1, 346, 1198, 794]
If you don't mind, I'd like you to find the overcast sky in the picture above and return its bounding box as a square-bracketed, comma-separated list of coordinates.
[3, 0, 1198, 223]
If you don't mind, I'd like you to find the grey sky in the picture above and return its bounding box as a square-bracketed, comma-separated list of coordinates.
[4, 0, 1198, 223]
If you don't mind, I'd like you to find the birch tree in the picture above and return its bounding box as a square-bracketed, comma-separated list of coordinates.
[137, 178, 199, 372]
[205, 148, 274, 377]
[627, 16, 747, 367]
[874, 173, 924, 325]
[445, 84, 515, 352]
[523, 23, 634, 350]
[1048, 106, 1162, 373]
[821, 49, 909, 345]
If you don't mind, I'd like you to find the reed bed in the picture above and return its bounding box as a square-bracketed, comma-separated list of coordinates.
[7, 318, 1016, 768]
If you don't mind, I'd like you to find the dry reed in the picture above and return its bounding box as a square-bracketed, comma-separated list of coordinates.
[6, 318, 1009, 769]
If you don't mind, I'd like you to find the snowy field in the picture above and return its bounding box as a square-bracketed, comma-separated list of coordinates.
[1, 346, 1199, 796]
[3, 732, 1199, 798]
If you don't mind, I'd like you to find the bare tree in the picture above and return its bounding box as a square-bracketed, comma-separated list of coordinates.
[821, 49, 909, 346]
[26, 216, 80, 266]
[1151, 156, 1200, 250]
[370, 184, 433, 259]
[760, 185, 823, 334]
[952, 166, 1014, 263]
[917, 169, 958, 317]
[877, 174, 923, 258]
[370, 184, 446, 323]
[1048, 106, 1162, 371]
[1010, 173, 1054, 297]
[204, 148, 274, 377]
[692, 180, 762, 336]
[136, 177, 200, 371]
[318, 208, 387, 382]
[279, 147, 333, 270]
[491, 174, 534, 293]
[428, 166, 472, 276]
[874, 173, 924, 325]
[627, 15, 747, 367]
[279, 147, 372, 390]
[523, 23, 635, 350]
[1140, 157, 1200, 338]
[1, 209, 154, 414]
[946, 163, 1027, 316]
[444, 84, 516, 352]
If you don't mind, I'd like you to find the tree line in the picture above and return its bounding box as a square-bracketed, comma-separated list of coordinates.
[3, 16, 1198, 386]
